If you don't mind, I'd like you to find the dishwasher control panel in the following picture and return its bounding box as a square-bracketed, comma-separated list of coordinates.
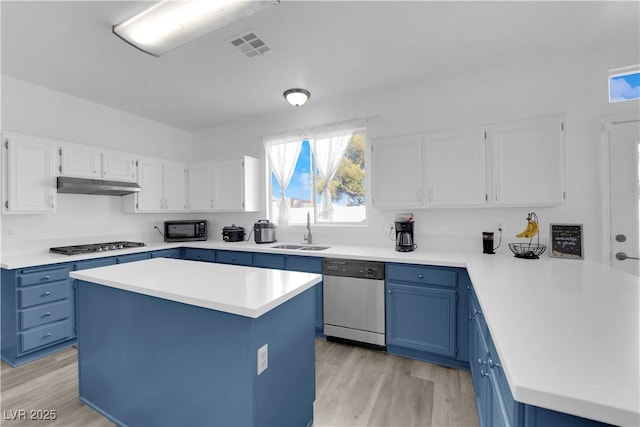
[322, 258, 385, 280]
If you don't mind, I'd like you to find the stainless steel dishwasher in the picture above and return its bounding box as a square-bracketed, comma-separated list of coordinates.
[323, 258, 386, 348]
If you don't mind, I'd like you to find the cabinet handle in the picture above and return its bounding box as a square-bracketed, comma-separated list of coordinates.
[160, 199, 164, 209]
[417, 189, 422, 203]
[417, 274, 423, 279]
[469, 309, 482, 320]
[43, 312, 51, 317]
[488, 359, 501, 369]
[428, 188, 432, 203]
[387, 290, 392, 294]
[42, 291, 51, 297]
[43, 276, 51, 280]
[495, 184, 499, 201]
[478, 358, 486, 366]
[44, 333, 52, 338]
[480, 369, 490, 377]
[50, 195, 55, 209]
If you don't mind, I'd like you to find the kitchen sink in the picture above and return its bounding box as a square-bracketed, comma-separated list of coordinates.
[298, 245, 330, 251]
[271, 244, 330, 251]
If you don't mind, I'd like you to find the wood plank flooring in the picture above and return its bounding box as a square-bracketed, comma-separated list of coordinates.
[1, 340, 478, 427]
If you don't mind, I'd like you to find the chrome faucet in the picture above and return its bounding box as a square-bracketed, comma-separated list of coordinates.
[304, 211, 313, 245]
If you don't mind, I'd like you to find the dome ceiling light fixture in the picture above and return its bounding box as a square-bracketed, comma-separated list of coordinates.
[283, 88, 311, 107]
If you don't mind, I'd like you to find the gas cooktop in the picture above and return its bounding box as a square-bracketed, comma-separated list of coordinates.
[50, 241, 145, 256]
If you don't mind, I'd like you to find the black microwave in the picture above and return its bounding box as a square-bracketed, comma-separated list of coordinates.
[164, 220, 207, 242]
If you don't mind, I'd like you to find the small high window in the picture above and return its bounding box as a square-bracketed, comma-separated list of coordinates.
[609, 68, 640, 102]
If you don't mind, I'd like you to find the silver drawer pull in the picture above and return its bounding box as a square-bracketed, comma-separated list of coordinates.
[42, 291, 51, 297]
[478, 358, 486, 366]
[44, 333, 52, 338]
[480, 369, 489, 377]
[489, 359, 501, 369]
[417, 274, 423, 279]
[43, 275, 51, 280]
[43, 312, 51, 317]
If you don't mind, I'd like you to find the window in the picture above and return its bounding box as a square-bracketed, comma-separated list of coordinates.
[265, 127, 366, 225]
[609, 68, 640, 102]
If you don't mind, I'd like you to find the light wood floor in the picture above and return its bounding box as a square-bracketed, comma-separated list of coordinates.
[1, 340, 478, 427]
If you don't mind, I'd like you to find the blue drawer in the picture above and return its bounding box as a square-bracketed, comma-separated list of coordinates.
[19, 300, 71, 330]
[20, 320, 73, 354]
[151, 249, 182, 259]
[183, 248, 216, 263]
[117, 253, 152, 264]
[19, 282, 70, 309]
[18, 266, 71, 287]
[286, 256, 322, 273]
[75, 257, 117, 270]
[386, 264, 457, 288]
[253, 253, 286, 270]
[216, 251, 253, 266]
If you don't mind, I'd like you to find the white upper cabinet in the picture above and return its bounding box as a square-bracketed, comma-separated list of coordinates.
[186, 156, 259, 212]
[371, 135, 423, 208]
[492, 115, 565, 206]
[60, 145, 101, 179]
[125, 159, 186, 213]
[187, 162, 215, 211]
[424, 127, 488, 207]
[102, 153, 137, 182]
[60, 144, 137, 182]
[2, 133, 57, 214]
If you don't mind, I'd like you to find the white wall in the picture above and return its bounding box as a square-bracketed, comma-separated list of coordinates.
[192, 45, 639, 262]
[1, 76, 200, 254]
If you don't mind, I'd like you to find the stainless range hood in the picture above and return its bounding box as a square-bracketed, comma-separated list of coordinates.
[57, 177, 141, 196]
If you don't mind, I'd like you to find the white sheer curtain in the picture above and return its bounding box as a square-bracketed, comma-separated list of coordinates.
[264, 135, 303, 225]
[311, 125, 354, 220]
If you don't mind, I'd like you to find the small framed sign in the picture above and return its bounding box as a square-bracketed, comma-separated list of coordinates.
[550, 224, 584, 259]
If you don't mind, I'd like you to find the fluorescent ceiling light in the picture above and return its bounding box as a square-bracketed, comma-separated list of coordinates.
[284, 88, 310, 107]
[113, 0, 279, 57]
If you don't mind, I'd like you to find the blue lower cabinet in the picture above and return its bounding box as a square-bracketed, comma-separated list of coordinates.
[182, 248, 216, 263]
[75, 257, 117, 270]
[286, 256, 323, 334]
[150, 248, 182, 259]
[216, 250, 253, 266]
[253, 253, 286, 270]
[386, 283, 457, 356]
[117, 253, 152, 264]
[1, 263, 77, 367]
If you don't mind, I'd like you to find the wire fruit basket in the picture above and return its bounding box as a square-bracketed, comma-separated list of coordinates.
[508, 243, 546, 259]
[509, 211, 546, 259]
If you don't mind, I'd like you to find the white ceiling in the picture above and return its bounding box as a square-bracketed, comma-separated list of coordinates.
[2, 1, 638, 131]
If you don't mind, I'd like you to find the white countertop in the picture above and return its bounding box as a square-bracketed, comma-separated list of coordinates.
[70, 257, 321, 318]
[3, 240, 639, 425]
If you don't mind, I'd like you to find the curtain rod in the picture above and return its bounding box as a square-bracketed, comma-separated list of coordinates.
[262, 115, 379, 140]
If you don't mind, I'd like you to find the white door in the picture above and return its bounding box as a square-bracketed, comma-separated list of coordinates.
[136, 159, 164, 212]
[4, 136, 57, 213]
[371, 135, 423, 208]
[187, 163, 215, 211]
[102, 153, 136, 182]
[213, 159, 243, 211]
[163, 162, 186, 212]
[60, 145, 101, 178]
[425, 127, 487, 206]
[609, 120, 640, 276]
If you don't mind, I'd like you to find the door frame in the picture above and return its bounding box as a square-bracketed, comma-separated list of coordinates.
[600, 113, 640, 266]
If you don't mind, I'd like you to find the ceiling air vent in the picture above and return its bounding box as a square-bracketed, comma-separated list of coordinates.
[230, 32, 271, 58]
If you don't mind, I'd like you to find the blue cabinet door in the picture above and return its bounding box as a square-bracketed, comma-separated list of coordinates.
[75, 257, 117, 270]
[253, 253, 286, 270]
[182, 248, 216, 263]
[117, 253, 151, 264]
[386, 282, 457, 357]
[286, 256, 323, 333]
[215, 251, 253, 266]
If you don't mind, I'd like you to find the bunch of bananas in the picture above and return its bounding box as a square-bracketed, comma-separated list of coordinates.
[516, 214, 539, 239]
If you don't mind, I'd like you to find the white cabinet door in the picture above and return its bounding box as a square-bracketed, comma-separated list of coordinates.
[102, 153, 136, 182]
[213, 158, 244, 211]
[136, 159, 164, 212]
[492, 116, 565, 206]
[60, 145, 101, 179]
[3, 134, 57, 213]
[371, 135, 423, 208]
[187, 162, 215, 211]
[424, 127, 488, 206]
[162, 162, 186, 212]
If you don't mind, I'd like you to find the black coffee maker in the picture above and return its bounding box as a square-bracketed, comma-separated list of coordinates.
[395, 213, 416, 252]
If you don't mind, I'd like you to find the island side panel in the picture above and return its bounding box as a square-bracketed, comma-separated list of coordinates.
[77, 280, 255, 427]
[252, 286, 316, 427]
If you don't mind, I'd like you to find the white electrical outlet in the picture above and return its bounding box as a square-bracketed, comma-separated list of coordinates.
[257, 343, 268, 375]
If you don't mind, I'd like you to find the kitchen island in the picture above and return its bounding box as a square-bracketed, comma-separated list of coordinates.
[70, 258, 322, 427]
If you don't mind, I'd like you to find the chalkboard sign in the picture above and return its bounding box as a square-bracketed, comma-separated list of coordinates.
[550, 224, 583, 259]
